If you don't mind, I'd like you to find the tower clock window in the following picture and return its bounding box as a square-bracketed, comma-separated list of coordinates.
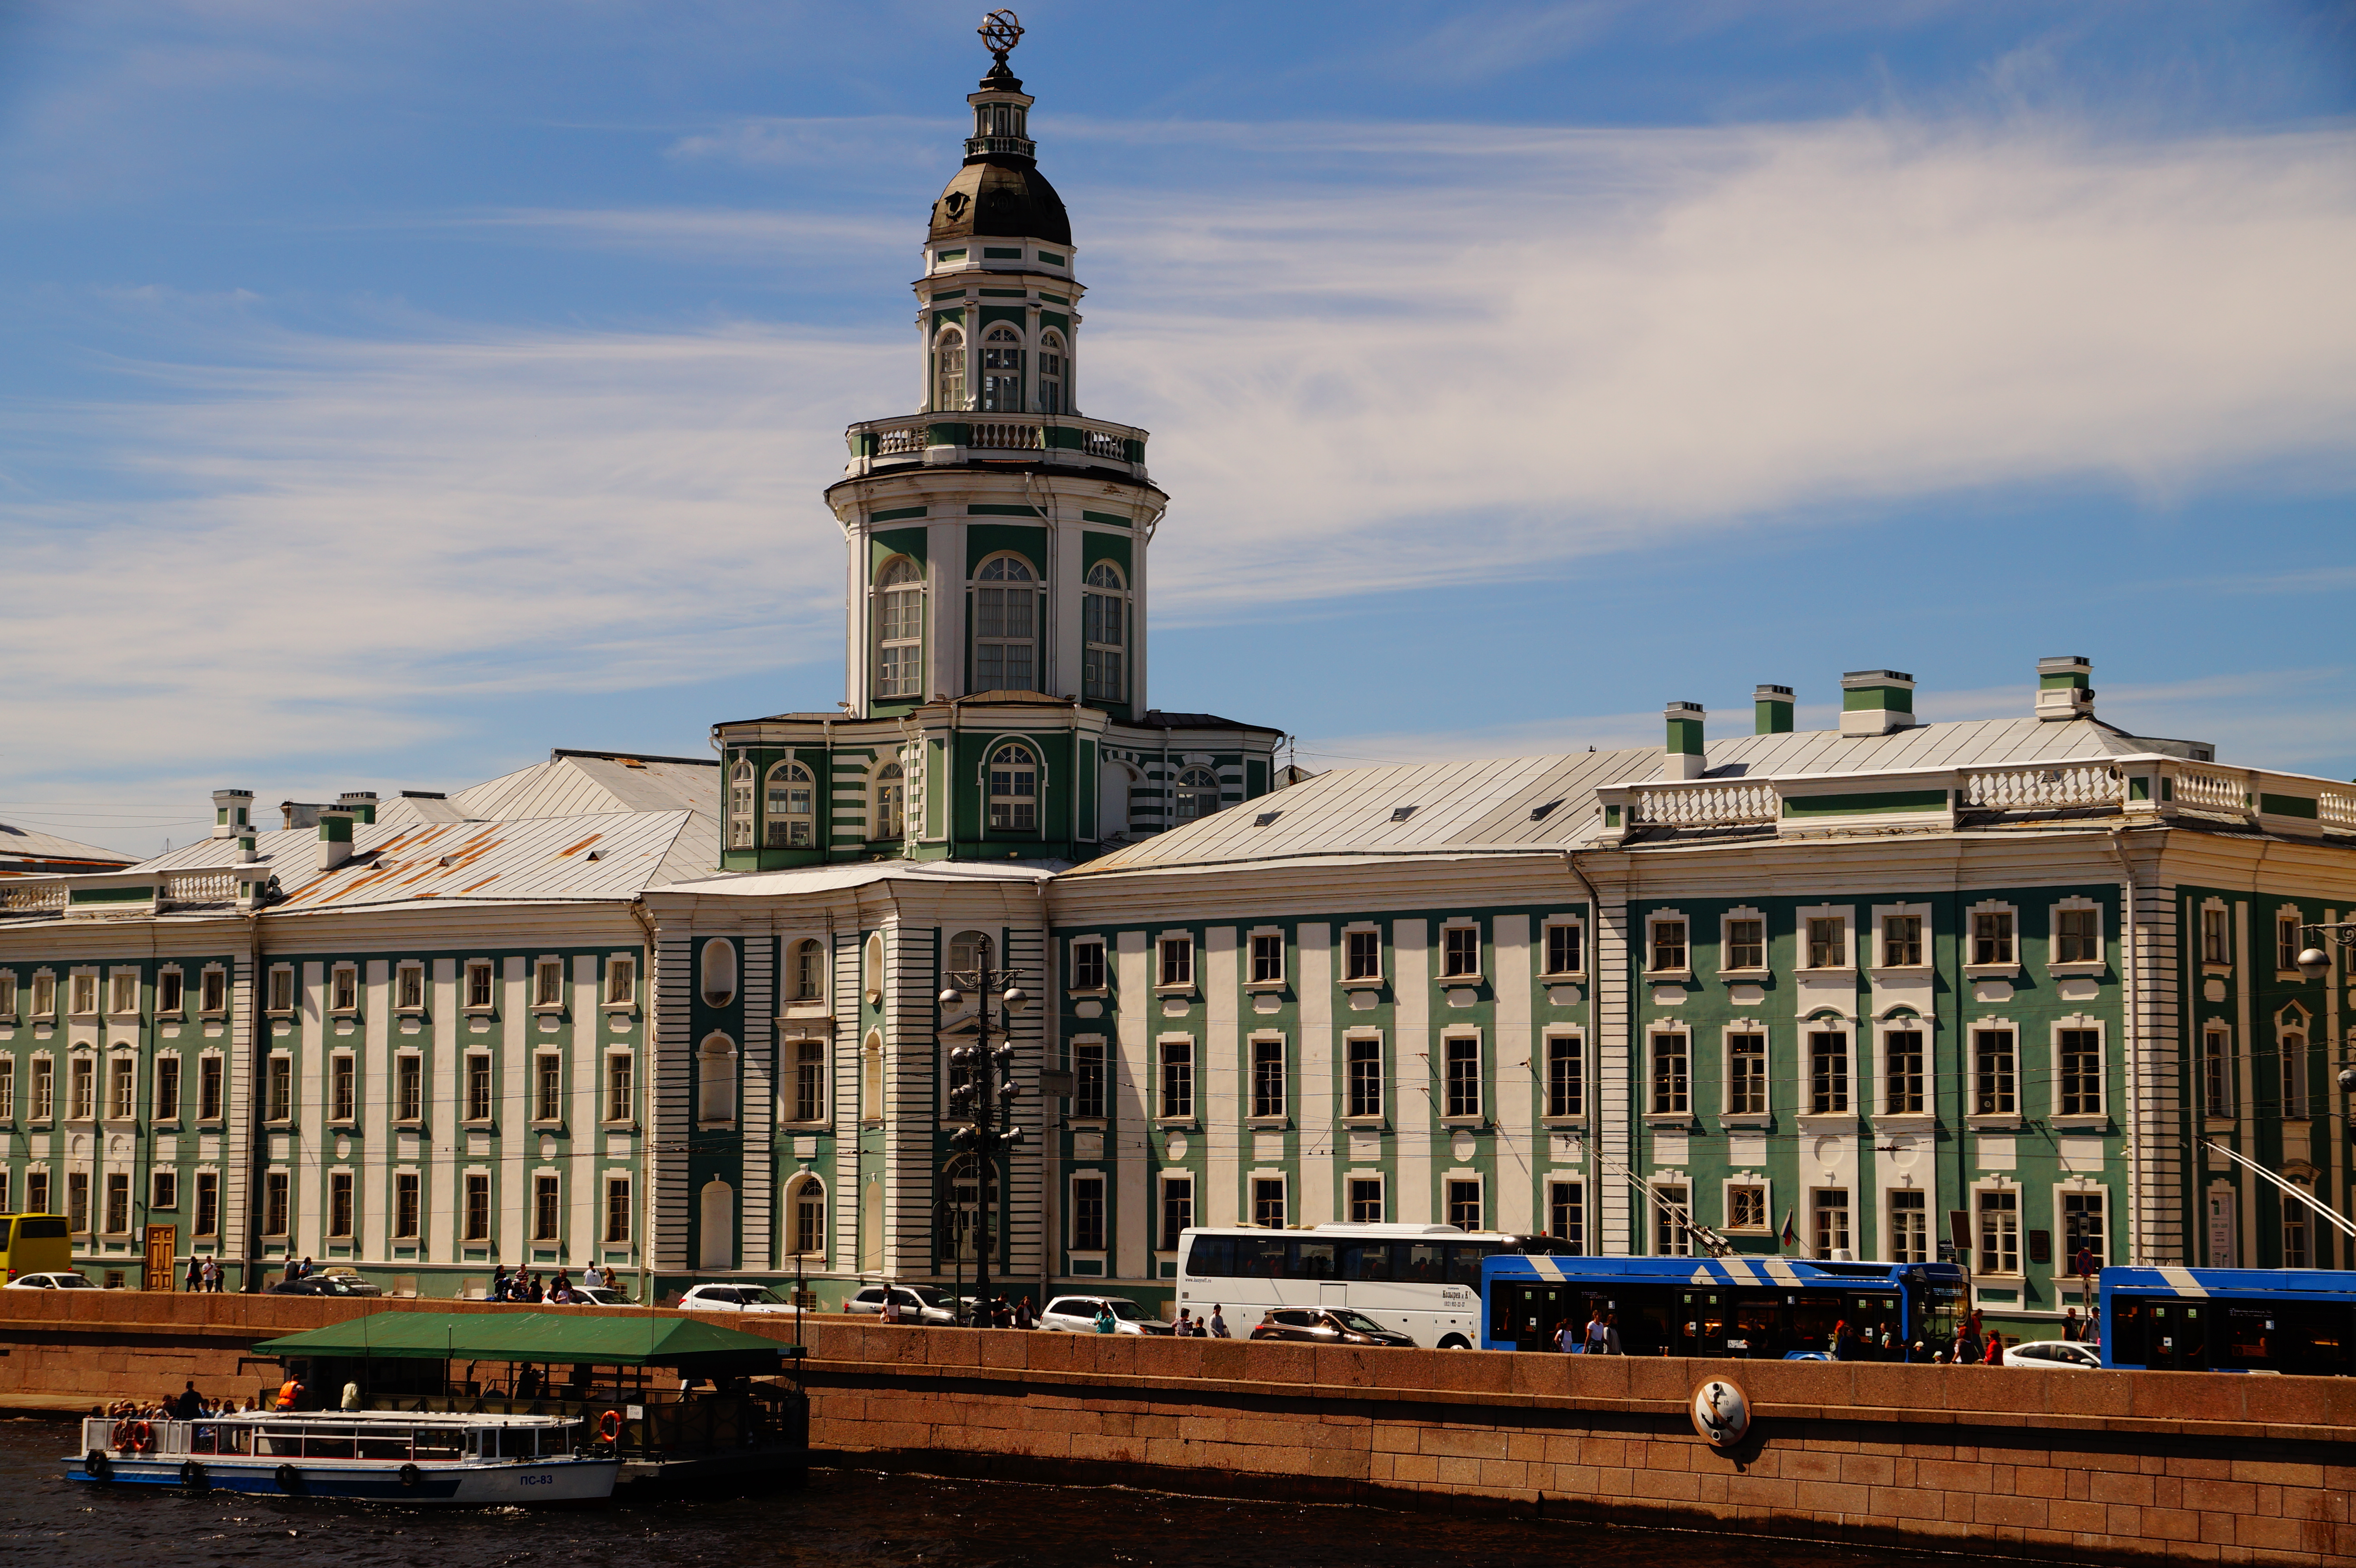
[933, 324, 966, 411]
[980, 325, 1023, 411]
[1038, 331, 1067, 414]
[874, 556, 925, 700]
[765, 762, 816, 847]
[1083, 562, 1126, 701]
[988, 745, 1038, 832]
[973, 555, 1036, 691]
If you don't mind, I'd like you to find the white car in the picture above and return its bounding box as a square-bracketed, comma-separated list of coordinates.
[3, 1271, 96, 1290]
[2004, 1339, 2102, 1369]
[844, 1283, 960, 1325]
[674, 1283, 800, 1315]
[564, 1286, 634, 1307]
[1038, 1295, 1174, 1336]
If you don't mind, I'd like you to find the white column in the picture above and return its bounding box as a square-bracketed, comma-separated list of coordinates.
[931, 520, 967, 701]
[1596, 893, 1633, 1256]
[1204, 926, 1240, 1231]
[1298, 926, 1335, 1226]
[1494, 915, 1534, 1234]
[430, 962, 459, 1267]
[741, 937, 773, 1271]
[363, 961, 391, 1263]
[502, 958, 529, 1268]
[1393, 920, 1431, 1223]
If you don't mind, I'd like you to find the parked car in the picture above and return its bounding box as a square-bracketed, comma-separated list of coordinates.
[563, 1285, 634, 1307]
[307, 1266, 382, 1296]
[675, 1283, 801, 1315]
[2004, 1339, 2102, 1370]
[3, 1271, 95, 1290]
[845, 1283, 960, 1325]
[269, 1276, 374, 1297]
[1247, 1307, 1416, 1347]
[1039, 1295, 1177, 1335]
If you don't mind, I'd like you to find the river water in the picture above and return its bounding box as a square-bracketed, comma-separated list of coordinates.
[0, 1416, 2006, 1568]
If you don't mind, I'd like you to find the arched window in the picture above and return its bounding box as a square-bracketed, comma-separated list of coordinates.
[788, 939, 825, 1002]
[765, 762, 815, 848]
[988, 746, 1038, 833]
[698, 1177, 735, 1270]
[933, 325, 966, 411]
[980, 324, 1022, 412]
[861, 1030, 885, 1125]
[786, 1173, 826, 1259]
[860, 1179, 884, 1272]
[872, 762, 906, 842]
[875, 557, 925, 700]
[972, 555, 1036, 691]
[727, 758, 755, 848]
[1174, 767, 1219, 824]
[1083, 562, 1125, 702]
[948, 929, 991, 981]
[698, 1033, 736, 1123]
[700, 939, 737, 1008]
[1038, 330, 1067, 415]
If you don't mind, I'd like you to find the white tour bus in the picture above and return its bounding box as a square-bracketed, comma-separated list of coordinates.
[1175, 1223, 1559, 1349]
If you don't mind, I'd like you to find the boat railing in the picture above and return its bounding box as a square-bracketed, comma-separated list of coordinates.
[363, 1388, 785, 1459]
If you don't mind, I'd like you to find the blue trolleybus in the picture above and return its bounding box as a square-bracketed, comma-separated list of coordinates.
[1480, 1254, 1966, 1359]
[2100, 1267, 2356, 1374]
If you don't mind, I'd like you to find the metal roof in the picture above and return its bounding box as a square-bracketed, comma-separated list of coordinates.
[453, 752, 717, 824]
[0, 821, 137, 871]
[657, 859, 1061, 899]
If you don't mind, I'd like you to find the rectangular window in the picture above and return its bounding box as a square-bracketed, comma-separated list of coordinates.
[108, 972, 137, 1015]
[1653, 1185, 1691, 1256]
[331, 1055, 356, 1121]
[1973, 910, 2016, 967]
[380, 964, 415, 1012]
[1253, 1178, 1286, 1230]
[1158, 937, 1193, 989]
[263, 1171, 289, 1238]
[1806, 917, 1845, 969]
[198, 1057, 221, 1121]
[153, 1057, 179, 1122]
[1071, 1176, 1106, 1251]
[1884, 1030, 1925, 1114]
[1545, 1034, 1582, 1119]
[261, 967, 291, 1015]
[1349, 1177, 1384, 1224]
[1251, 1037, 1286, 1119]
[605, 1177, 631, 1243]
[2203, 907, 2229, 965]
[2284, 1195, 2311, 1269]
[1978, 1189, 2020, 1274]
[32, 973, 56, 1019]
[67, 1171, 90, 1233]
[2058, 1029, 2103, 1116]
[1650, 920, 1687, 973]
[108, 1057, 134, 1119]
[1973, 1029, 2017, 1116]
[466, 1054, 493, 1121]
[1813, 1190, 1851, 1259]
[1727, 1184, 1766, 1230]
[1442, 925, 1480, 978]
[1724, 918, 1764, 971]
[535, 1174, 560, 1241]
[2062, 1191, 2106, 1266]
[535, 959, 565, 1008]
[1070, 940, 1105, 991]
[2202, 1030, 2233, 1117]
[464, 1173, 491, 1241]
[1447, 1179, 1482, 1231]
[1882, 914, 1923, 967]
[1650, 1032, 1688, 1116]
[329, 1170, 354, 1238]
[69, 1057, 94, 1121]
[331, 967, 358, 1013]
[792, 1041, 824, 1123]
[1250, 933, 1285, 984]
[156, 970, 183, 1016]
[1544, 922, 1584, 976]
[535, 1053, 562, 1121]
[1889, 1189, 1928, 1264]
[266, 1056, 291, 1122]
[194, 1172, 219, 1237]
[151, 1169, 177, 1211]
[2278, 916, 2302, 974]
[605, 956, 636, 1007]
[1726, 1032, 1766, 1116]
[0, 972, 14, 1020]
[1444, 1036, 1481, 1119]
[1549, 1182, 1585, 1254]
[2283, 1033, 2310, 1119]
[1808, 1032, 1848, 1114]
[199, 970, 225, 1014]
[103, 1171, 130, 1234]
[1160, 1177, 1193, 1252]
[397, 1055, 423, 1122]
[1345, 929, 1381, 981]
[0, 1058, 11, 1120]
[1071, 1041, 1106, 1119]
[27, 1170, 50, 1217]
[1159, 1039, 1193, 1119]
[32, 1058, 54, 1121]
[2059, 908, 2102, 966]
[395, 1173, 421, 1239]
[1347, 1036, 1383, 1119]
[466, 961, 495, 1011]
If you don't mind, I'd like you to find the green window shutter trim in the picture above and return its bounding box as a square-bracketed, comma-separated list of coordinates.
[931, 291, 966, 302]
[1782, 789, 1949, 818]
[983, 247, 1022, 258]
[1038, 252, 1064, 265]
[969, 504, 1042, 517]
[2261, 793, 2320, 819]
[71, 886, 153, 904]
[1081, 510, 1129, 526]
[870, 506, 928, 523]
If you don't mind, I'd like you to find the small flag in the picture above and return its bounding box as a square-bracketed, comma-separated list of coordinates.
[1779, 1209, 1799, 1248]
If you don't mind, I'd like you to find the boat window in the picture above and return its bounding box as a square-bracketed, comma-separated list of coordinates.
[358, 1432, 410, 1461]
[304, 1430, 358, 1460]
[414, 1426, 463, 1461]
[256, 1428, 301, 1457]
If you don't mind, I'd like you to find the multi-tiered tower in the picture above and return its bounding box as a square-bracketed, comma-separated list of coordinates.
[714, 24, 1281, 869]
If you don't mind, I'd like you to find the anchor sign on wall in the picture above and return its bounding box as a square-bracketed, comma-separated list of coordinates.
[1690, 1377, 1751, 1448]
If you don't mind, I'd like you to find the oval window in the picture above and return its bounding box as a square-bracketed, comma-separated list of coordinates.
[700, 939, 737, 1008]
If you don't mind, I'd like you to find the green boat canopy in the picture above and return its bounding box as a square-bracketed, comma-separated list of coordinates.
[252, 1312, 788, 1378]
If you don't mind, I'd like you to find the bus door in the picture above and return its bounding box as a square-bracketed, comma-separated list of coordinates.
[2149, 1300, 2208, 1370]
[1786, 1292, 1842, 1357]
[1677, 1289, 1727, 1357]
[1849, 1293, 1899, 1359]
[1492, 1283, 1567, 1350]
[1728, 1291, 1780, 1359]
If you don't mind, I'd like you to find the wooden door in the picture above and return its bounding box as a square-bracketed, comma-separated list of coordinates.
[143, 1224, 177, 1290]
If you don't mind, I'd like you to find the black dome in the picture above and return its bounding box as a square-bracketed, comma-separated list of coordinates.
[929, 158, 1070, 247]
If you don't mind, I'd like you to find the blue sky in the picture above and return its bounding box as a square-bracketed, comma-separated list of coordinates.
[3, 1, 2353, 854]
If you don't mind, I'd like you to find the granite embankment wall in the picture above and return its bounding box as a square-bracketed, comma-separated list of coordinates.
[5, 1294, 2353, 1567]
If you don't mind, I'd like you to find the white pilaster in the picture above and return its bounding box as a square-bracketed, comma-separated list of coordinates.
[1394, 920, 1430, 1224]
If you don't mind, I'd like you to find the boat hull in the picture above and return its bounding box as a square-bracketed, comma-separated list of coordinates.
[66, 1454, 619, 1503]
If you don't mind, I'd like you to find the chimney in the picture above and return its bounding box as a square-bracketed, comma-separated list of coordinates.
[337, 790, 379, 826]
[210, 788, 253, 840]
[1753, 685, 1794, 735]
[234, 826, 258, 864]
[1839, 669, 1918, 738]
[2035, 655, 2093, 722]
[1663, 702, 1707, 780]
[317, 808, 355, 871]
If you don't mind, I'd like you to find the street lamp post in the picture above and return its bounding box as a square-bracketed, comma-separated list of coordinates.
[939, 938, 1026, 1324]
[2293, 926, 2356, 1093]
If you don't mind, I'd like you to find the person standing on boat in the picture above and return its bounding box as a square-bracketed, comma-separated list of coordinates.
[174, 1382, 201, 1420]
[341, 1380, 361, 1410]
[275, 1375, 305, 1410]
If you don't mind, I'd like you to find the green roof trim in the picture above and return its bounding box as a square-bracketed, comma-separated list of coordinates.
[1080, 510, 1130, 527]
[251, 1311, 787, 1374]
[2261, 792, 2320, 820]
[969, 504, 1042, 517]
[1783, 789, 1949, 819]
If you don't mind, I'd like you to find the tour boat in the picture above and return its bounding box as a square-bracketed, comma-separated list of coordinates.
[65, 1409, 620, 1503]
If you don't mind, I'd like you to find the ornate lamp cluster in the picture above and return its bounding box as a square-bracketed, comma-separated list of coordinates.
[939, 935, 1028, 1316]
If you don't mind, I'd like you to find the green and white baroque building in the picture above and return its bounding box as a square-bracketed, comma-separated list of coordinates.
[2, 57, 2352, 1335]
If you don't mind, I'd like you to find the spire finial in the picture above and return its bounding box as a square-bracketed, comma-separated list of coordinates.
[978, 8, 1023, 67]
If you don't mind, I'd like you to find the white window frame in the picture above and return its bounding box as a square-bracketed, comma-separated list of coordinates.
[1647, 1028, 1691, 1122]
[1248, 1030, 1287, 1124]
[197, 964, 228, 1018]
[1796, 905, 1854, 973]
[764, 760, 818, 849]
[728, 756, 757, 849]
[1068, 1170, 1109, 1256]
[464, 959, 497, 1014]
[1870, 902, 1931, 972]
[1811, 1186, 1853, 1260]
[1541, 1029, 1584, 1125]
[604, 953, 638, 1010]
[149, 1167, 178, 1214]
[329, 964, 360, 1017]
[985, 740, 1042, 835]
[1645, 910, 1691, 977]
[603, 1048, 634, 1125]
[700, 939, 737, 1008]
[104, 1050, 137, 1122]
[971, 554, 1040, 693]
[2054, 1179, 2110, 1287]
[2201, 1023, 2235, 1121]
[861, 1030, 884, 1125]
[67, 969, 98, 1019]
[1156, 1170, 1195, 1255]
[2050, 896, 2106, 973]
[1343, 1030, 1385, 1123]
[1539, 916, 1586, 980]
[1245, 928, 1286, 989]
[1250, 1172, 1289, 1230]
[697, 1032, 737, 1127]
[394, 961, 426, 1015]
[1067, 1034, 1108, 1123]
[328, 1050, 358, 1124]
[1068, 937, 1108, 995]
[1800, 1015, 1854, 1123]
[1445, 1171, 1485, 1232]
[1346, 1171, 1386, 1225]
[1721, 1174, 1771, 1233]
[151, 1050, 181, 1124]
[1650, 1178, 1692, 1257]
[1875, 1014, 1933, 1125]
[1964, 899, 2022, 977]
[1973, 1179, 2024, 1277]
[1548, 1179, 1587, 1255]
[874, 556, 926, 702]
[1887, 1185, 1932, 1265]
[105, 968, 139, 1019]
[2277, 1010, 2311, 1121]
[2052, 1015, 2108, 1125]
[154, 965, 184, 1019]
[1438, 920, 1484, 983]
[393, 1050, 425, 1125]
[1171, 765, 1219, 825]
[782, 1036, 827, 1127]
[30, 969, 56, 1021]
[196, 1050, 224, 1123]
[1155, 933, 1195, 993]
[1081, 559, 1125, 702]
[1967, 1016, 2023, 1126]
[785, 1173, 827, 1260]
[871, 759, 907, 843]
[532, 957, 566, 1013]
[2200, 898, 2232, 969]
[1157, 1032, 1197, 1124]
[1440, 1029, 1484, 1124]
[1718, 907, 1767, 976]
[1340, 923, 1384, 987]
[532, 1049, 565, 1124]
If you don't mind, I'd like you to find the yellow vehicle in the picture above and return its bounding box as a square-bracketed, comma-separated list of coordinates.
[0, 1214, 73, 1282]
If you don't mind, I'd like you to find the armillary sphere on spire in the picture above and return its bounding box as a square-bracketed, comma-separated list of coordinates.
[978, 9, 1023, 65]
